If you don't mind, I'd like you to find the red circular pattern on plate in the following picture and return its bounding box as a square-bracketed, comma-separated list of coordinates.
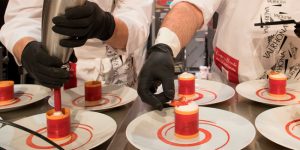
[26, 123, 93, 149]
[189, 92, 204, 101]
[0, 98, 20, 107]
[0, 93, 32, 107]
[285, 119, 300, 141]
[195, 89, 218, 104]
[71, 93, 122, 108]
[256, 88, 295, 102]
[157, 120, 230, 149]
[72, 96, 110, 107]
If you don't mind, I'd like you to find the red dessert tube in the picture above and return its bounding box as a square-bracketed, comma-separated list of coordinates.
[269, 79, 286, 95]
[268, 72, 287, 96]
[178, 73, 195, 95]
[0, 81, 14, 101]
[85, 81, 102, 101]
[179, 79, 195, 95]
[46, 108, 71, 140]
[175, 107, 199, 139]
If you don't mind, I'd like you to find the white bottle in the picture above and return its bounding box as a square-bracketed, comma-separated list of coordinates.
[199, 66, 210, 80]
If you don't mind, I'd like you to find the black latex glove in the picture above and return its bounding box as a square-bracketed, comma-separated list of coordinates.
[52, 1, 115, 47]
[21, 41, 69, 88]
[138, 44, 175, 110]
[295, 22, 300, 38]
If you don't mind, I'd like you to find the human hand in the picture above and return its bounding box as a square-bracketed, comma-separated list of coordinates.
[52, 1, 115, 47]
[21, 41, 69, 88]
[138, 44, 175, 110]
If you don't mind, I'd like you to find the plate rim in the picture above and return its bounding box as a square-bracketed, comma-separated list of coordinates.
[0, 110, 117, 149]
[157, 79, 235, 105]
[0, 84, 51, 112]
[236, 79, 300, 106]
[255, 105, 300, 150]
[196, 80, 236, 105]
[48, 85, 137, 111]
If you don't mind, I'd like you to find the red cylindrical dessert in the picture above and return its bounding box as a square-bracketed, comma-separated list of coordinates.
[178, 72, 195, 95]
[85, 81, 102, 101]
[268, 72, 287, 97]
[175, 101, 199, 139]
[0, 81, 14, 105]
[46, 108, 71, 140]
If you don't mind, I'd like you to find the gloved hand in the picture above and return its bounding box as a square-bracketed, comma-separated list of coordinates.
[52, 1, 115, 47]
[295, 22, 300, 38]
[21, 41, 69, 88]
[138, 44, 175, 110]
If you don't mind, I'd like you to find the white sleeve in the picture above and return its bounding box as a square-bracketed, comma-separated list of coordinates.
[170, 0, 222, 27]
[112, 0, 152, 56]
[0, 0, 42, 64]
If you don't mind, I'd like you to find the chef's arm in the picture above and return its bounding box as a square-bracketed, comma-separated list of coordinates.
[105, 17, 128, 50]
[12, 37, 36, 63]
[155, 2, 204, 56]
[12, 18, 129, 61]
[137, 2, 205, 110]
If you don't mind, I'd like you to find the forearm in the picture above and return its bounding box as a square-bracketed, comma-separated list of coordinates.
[12, 37, 36, 63]
[162, 2, 204, 48]
[106, 17, 128, 50]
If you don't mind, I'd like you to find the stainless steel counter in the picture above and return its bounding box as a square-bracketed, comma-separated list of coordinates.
[0, 88, 292, 150]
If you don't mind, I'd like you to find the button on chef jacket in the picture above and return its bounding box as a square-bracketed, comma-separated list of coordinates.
[172, 0, 300, 84]
[0, 0, 152, 87]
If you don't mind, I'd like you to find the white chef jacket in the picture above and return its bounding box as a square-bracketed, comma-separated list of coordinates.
[0, 0, 152, 87]
[171, 0, 300, 84]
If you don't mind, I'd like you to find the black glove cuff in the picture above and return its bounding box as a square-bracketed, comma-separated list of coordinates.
[97, 12, 115, 41]
[154, 102, 164, 111]
[21, 41, 38, 65]
[147, 43, 174, 58]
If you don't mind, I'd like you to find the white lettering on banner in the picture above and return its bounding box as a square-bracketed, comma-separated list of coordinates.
[214, 48, 239, 84]
[264, 25, 288, 58]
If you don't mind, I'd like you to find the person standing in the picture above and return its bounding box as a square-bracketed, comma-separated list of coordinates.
[0, 0, 152, 88]
[138, 0, 300, 109]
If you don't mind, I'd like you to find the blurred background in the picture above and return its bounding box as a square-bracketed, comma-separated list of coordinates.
[0, 0, 218, 83]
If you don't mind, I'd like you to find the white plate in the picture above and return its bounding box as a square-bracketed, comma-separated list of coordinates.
[255, 105, 300, 149]
[236, 79, 300, 105]
[0, 110, 116, 150]
[126, 107, 255, 150]
[157, 79, 235, 105]
[0, 84, 51, 112]
[48, 85, 137, 111]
